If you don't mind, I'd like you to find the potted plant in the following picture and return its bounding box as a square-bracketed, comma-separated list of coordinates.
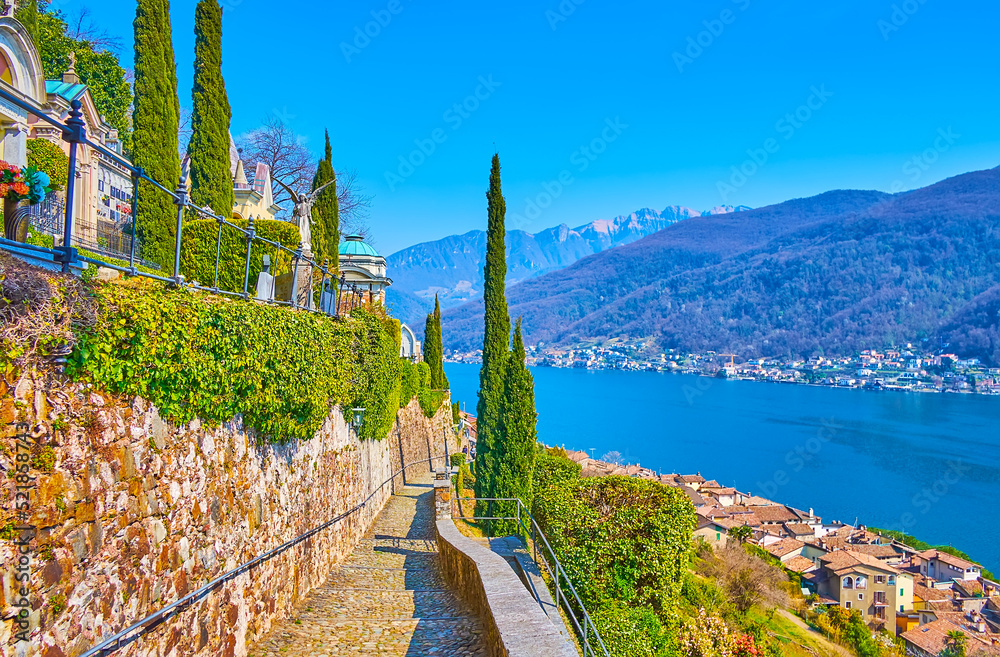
[1, 161, 52, 242]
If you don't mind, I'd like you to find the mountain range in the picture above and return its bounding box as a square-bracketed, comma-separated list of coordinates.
[386, 205, 750, 328]
[441, 166, 1000, 366]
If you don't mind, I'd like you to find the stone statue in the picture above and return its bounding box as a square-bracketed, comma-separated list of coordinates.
[275, 179, 335, 255]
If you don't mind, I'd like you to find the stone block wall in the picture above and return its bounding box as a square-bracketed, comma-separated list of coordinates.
[436, 518, 578, 657]
[0, 368, 454, 657]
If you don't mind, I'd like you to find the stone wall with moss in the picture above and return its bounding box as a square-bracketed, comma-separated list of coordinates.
[0, 367, 455, 657]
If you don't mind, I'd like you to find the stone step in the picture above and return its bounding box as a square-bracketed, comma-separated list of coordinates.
[325, 565, 448, 591]
[257, 618, 487, 656]
[295, 589, 469, 621]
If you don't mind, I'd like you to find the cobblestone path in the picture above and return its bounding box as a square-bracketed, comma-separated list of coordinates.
[252, 475, 487, 656]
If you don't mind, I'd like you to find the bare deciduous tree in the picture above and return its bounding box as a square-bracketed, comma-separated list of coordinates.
[701, 543, 788, 615]
[237, 116, 374, 230]
[66, 7, 123, 54]
[336, 167, 372, 239]
[236, 115, 313, 218]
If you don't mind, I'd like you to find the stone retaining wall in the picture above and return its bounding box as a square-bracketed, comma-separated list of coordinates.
[0, 367, 454, 657]
[435, 515, 578, 657]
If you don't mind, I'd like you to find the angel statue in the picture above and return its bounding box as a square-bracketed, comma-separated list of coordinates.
[275, 179, 336, 255]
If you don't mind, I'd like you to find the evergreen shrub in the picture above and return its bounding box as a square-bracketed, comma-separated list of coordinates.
[67, 280, 415, 442]
[180, 218, 299, 292]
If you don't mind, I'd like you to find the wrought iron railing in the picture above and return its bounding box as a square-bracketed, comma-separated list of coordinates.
[453, 496, 611, 657]
[0, 84, 369, 316]
[79, 454, 448, 657]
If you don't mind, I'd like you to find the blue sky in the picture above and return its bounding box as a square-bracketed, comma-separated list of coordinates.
[77, 0, 1000, 254]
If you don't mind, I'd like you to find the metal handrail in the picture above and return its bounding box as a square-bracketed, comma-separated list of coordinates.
[453, 496, 611, 657]
[0, 83, 373, 319]
[80, 454, 448, 657]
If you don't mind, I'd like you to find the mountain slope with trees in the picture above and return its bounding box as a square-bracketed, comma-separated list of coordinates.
[444, 167, 1000, 364]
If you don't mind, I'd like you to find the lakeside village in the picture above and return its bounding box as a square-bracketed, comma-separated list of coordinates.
[447, 341, 1000, 395]
[458, 412, 1000, 657]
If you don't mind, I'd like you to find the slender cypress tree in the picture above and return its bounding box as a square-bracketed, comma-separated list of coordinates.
[188, 0, 233, 218]
[133, 0, 181, 269]
[433, 295, 449, 390]
[311, 131, 339, 263]
[15, 0, 38, 48]
[475, 154, 510, 501]
[494, 319, 537, 532]
[423, 310, 440, 385]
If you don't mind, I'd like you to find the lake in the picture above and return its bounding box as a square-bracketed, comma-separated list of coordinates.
[445, 363, 1000, 572]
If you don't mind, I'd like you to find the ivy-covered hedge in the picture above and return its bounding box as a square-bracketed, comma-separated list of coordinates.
[27, 138, 69, 189]
[398, 358, 447, 418]
[67, 279, 408, 441]
[179, 218, 300, 293]
[530, 450, 697, 656]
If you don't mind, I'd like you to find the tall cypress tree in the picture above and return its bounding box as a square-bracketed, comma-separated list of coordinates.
[433, 295, 449, 390]
[494, 319, 537, 532]
[133, 0, 180, 269]
[475, 154, 510, 502]
[15, 0, 38, 48]
[423, 310, 440, 385]
[188, 0, 233, 218]
[311, 131, 339, 263]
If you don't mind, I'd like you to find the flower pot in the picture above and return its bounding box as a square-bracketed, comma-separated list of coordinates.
[2, 197, 26, 242]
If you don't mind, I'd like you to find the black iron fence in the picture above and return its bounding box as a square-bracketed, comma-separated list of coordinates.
[0, 86, 369, 316]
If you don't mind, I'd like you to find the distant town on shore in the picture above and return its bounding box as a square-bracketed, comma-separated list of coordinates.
[446, 341, 1000, 396]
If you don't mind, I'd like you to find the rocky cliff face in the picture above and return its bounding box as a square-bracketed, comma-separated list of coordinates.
[0, 368, 455, 657]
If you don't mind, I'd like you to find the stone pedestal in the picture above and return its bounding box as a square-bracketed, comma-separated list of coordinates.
[434, 473, 452, 520]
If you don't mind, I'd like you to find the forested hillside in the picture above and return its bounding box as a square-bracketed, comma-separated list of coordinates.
[444, 167, 1000, 364]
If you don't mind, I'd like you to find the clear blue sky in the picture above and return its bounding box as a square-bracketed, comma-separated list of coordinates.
[78, 0, 1000, 254]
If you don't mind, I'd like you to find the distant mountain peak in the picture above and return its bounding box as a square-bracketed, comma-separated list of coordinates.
[387, 203, 749, 329]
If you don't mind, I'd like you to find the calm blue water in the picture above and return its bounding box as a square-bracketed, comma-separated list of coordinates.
[445, 363, 1000, 572]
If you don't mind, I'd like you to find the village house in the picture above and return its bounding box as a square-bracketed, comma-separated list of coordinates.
[914, 549, 983, 582]
[812, 550, 915, 631]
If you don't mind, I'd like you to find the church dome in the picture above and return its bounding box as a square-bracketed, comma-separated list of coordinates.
[339, 234, 379, 257]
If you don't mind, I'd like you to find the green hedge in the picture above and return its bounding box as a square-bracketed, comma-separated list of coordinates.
[398, 358, 446, 418]
[533, 476, 696, 613]
[67, 279, 406, 442]
[180, 218, 300, 293]
[27, 138, 69, 189]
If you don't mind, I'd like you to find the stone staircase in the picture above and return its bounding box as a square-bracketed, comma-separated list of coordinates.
[251, 475, 487, 656]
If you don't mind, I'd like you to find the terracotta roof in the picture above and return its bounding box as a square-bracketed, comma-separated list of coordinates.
[679, 474, 706, 484]
[785, 555, 819, 573]
[765, 538, 806, 558]
[751, 505, 799, 523]
[902, 619, 1000, 657]
[954, 580, 985, 598]
[915, 584, 953, 602]
[703, 486, 738, 496]
[919, 549, 981, 571]
[845, 544, 902, 559]
[821, 550, 901, 575]
[702, 479, 721, 488]
[784, 522, 816, 537]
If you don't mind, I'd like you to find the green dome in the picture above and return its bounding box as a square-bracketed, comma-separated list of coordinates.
[339, 234, 379, 257]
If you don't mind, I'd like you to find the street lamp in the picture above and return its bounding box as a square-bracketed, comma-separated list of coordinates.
[351, 407, 365, 430]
